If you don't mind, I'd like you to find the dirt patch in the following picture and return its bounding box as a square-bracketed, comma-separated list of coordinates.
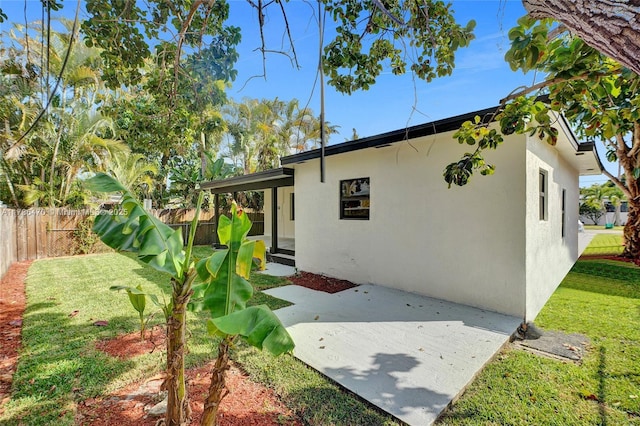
[288, 271, 357, 293]
[0, 260, 31, 411]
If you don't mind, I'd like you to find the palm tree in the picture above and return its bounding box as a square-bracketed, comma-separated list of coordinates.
[107, 152, 157, 197]
[221, 98, 340, 173]
[602, 184, 626, 226]
[1, 20, 124, 208]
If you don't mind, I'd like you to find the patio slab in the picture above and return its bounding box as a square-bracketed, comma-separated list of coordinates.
[258, 262, 296, 277]
[263, 284, 520, 426]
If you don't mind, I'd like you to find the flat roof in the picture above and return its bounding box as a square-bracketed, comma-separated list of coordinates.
[201, 167, 294, 194]
[281, 105, 603, 175]
[281, 106, 499, 165]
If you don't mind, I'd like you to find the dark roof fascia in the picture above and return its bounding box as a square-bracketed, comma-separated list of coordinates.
[558, 112, 605, 173]
[578, 141, 606, 173]
[557, 113, 580, 151]
[201, 168, 294, 194]
[281, 106, 500, 165]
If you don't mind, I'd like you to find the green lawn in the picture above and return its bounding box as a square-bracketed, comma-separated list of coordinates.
[438, 257, 640, 425]
[4, 241, 639, 425]
[0, 249, 396, 426]
[581, 233, 625, 256]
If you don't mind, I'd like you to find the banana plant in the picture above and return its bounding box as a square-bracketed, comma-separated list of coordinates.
[191, 203, 294, 425]
[110, 284, 164, 340]
[86, 173, 294, 426]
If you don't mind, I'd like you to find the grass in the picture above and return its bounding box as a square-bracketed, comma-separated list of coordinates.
[0, 247, 396, 426]
[437, 257, 640, 425]
[5, 238, 640, 425]
[581, 233, 625, 256]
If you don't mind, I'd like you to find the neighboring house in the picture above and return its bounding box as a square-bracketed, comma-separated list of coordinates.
[580, 200, 628, 226]
[202, 106, 603, 322]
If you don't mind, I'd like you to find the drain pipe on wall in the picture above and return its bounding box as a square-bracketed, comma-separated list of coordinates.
[518, 288, 527, 338]
[318, 0, 325, 183]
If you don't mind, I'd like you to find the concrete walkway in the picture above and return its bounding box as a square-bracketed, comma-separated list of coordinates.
[578, 230, 597, 256]
[264, 284, 521, 425]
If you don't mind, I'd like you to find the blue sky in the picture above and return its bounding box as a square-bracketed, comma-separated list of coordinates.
[0, 0, 613, 186]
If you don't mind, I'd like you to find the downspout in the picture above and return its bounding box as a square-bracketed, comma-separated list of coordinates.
[318, 0, 325, 183]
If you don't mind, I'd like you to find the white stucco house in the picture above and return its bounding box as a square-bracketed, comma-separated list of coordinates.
[203, 106, 603, 322]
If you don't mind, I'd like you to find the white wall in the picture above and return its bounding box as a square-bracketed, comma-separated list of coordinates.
[524, 135, 579, 321]
[263, 187, 295, 239]
[294, 130, 529, 317]
[580, 212, 627, 226]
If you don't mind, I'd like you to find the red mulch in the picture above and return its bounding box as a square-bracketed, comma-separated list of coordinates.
[0, 260, 31, 412]
[76, 357, 300, 426]
[95, 325, 166, 359]
[579, 254, 639, 265]
[288, 271, 357, 293]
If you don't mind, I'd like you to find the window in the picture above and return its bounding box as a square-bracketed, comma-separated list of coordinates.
[539, 169, 548, 221]
[561, 189, 566, 237]
[290, 193, 295, 221]
[340, 178, 370, 220]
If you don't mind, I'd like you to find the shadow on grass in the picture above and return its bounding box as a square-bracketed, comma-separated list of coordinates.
[3, 310, 138, 426]
[597, 346, 608, 426]
[564, 260, 640, 299]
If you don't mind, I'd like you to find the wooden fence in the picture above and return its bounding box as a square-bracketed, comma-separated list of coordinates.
[0, 208, 264, 280]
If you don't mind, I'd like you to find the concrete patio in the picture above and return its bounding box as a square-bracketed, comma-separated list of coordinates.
[264, 283, 521, 425]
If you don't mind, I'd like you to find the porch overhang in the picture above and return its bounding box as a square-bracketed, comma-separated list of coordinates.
[201, 168, 294, 194]
[200, 168, 295, 265]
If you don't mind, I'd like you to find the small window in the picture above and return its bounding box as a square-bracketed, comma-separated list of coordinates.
[340, 178, 370, 220]
[561, 189, 566, 237]
[539, 169, 548, 221]
[290, 193, 295, 221]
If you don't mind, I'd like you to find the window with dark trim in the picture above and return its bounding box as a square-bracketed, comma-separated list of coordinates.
[539, 169, 548, 221]
[561, 189, 566, 237]
[290, 193, 295, 221]
[340, 178, 370, 220]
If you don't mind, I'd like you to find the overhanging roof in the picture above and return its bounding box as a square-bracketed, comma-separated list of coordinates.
[201, 168, 294, 194]
[555, 114, 603, 176]
[281, 107, 498, 165]
[280, 105, 604, 176]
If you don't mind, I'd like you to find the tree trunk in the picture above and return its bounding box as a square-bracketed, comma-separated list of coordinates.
[201, 337, 232, 426]
[165, 285, 191, 426]
[522, 0, 640, 76]
[622, 199, 640, 259]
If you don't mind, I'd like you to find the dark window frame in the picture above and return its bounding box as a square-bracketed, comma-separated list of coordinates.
[539, 169, 548, 221]
[561, 188, 566, 237]
[340, 177, 370, 220]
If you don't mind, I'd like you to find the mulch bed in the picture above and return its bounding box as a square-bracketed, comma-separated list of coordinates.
[76, 356, 300, 426]
[579, 254, 639, 265]
[287, 271, 358, 293]
[0, 260, 31, 411]
[0, 263, 353, 424]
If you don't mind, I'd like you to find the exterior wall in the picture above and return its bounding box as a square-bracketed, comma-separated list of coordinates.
[525, 135, 580, 321]
[263, 187, 295, 239]
[294, 130, 528, 317]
